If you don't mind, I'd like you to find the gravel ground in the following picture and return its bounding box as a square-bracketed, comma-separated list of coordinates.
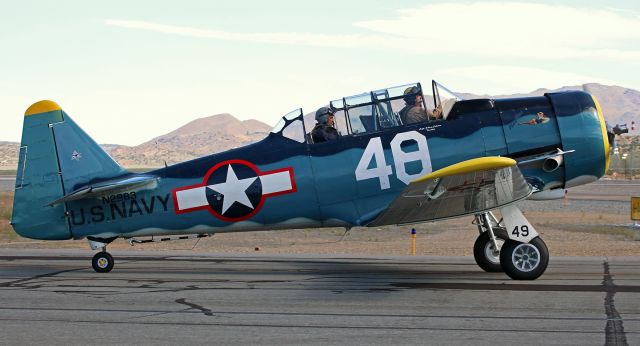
[0, 177, 14, 192]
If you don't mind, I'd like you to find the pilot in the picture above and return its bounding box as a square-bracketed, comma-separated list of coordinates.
[399, 86, 443, 124]
[311, 106, 339, 143]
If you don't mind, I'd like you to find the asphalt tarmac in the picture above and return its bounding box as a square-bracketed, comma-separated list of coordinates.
[0, 250, 638, 345]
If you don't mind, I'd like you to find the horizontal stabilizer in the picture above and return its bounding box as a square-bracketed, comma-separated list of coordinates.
[369, 157, 532, 226]
[48, 174, 158, 206]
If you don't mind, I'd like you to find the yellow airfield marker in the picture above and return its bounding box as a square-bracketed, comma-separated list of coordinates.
[411, 228, 417, 256]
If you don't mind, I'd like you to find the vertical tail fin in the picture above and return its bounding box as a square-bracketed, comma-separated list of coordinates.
[12, 100, 127, 240]
[48, 105, 127, 193]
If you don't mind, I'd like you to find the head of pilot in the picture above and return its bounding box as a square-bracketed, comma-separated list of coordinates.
[403, 86, 422, 106]
[315, 106, 335, 127]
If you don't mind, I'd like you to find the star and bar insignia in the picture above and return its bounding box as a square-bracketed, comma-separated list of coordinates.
[172, 159, 296, 222]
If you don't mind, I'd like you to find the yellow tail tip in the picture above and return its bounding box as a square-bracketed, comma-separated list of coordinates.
[25, 100, 61, 116]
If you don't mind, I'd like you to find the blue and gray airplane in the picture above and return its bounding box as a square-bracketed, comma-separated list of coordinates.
[11, 81, 611, 280]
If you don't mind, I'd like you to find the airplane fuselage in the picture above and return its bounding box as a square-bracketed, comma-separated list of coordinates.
[56, 91, 608, 240]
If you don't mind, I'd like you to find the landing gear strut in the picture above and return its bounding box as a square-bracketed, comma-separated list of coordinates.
[472, 212, 506, 272]
[473, 206, 549, 280]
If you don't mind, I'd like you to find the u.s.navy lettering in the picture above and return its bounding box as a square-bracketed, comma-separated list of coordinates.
[69, 194, 170, 226]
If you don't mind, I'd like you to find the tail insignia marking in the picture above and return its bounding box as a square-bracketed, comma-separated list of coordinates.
[71, 150, 82, 161]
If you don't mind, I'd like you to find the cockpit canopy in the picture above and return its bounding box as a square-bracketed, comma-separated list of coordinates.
[271, 80, 463, 143]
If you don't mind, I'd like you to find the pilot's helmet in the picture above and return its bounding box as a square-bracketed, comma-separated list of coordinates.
[315, 106, 335, 124]
[403, 86, 420, 106]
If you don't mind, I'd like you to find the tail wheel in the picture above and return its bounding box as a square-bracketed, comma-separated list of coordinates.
[473, 231, 505, 272]
[499, 237, 549, 280]
[92, 252, 114, 273]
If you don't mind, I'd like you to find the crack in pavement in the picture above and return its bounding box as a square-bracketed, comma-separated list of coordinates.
[0, 268, 84, 288]
[175, 298, 214, 317]
[603, 261, 628, 346]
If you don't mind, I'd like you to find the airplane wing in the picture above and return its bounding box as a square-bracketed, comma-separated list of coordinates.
[368, 157, 532, 226]
[47, 174, 159, 206]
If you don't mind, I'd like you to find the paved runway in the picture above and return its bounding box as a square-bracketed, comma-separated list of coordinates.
[0, 250, 638, 345]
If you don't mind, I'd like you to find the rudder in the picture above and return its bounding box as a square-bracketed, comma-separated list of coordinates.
[12, 100, 127, 240]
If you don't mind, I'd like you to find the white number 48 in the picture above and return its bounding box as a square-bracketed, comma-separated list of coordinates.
[355, 131, 432, 189]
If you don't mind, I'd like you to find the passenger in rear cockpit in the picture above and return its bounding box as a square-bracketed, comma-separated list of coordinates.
[399, 86, 442, 124]
[311, 106, 338, 143]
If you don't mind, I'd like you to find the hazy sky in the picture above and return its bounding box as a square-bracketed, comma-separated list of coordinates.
[2, 0, 640, 145]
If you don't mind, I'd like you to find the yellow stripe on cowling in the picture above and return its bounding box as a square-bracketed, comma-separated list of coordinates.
[412, 157, 516, 184]
[591, 95, 610, 174]
[25, 100, 61, 116]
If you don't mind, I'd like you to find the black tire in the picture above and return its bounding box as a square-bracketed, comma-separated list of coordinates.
[499, 237, 549, 280]
[92, 252, 114, 273]
[473, 232, 505, 272]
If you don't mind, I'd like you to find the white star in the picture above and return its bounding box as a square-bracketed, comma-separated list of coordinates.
[208, 165, 257, 214]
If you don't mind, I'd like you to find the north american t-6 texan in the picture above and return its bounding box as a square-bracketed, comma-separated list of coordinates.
[11, 80, 612, 280]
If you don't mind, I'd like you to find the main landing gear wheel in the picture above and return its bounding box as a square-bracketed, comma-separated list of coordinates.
[499, 237, 549, 280]
[473, 232, 505, 272]
[92, 251, 114, 273]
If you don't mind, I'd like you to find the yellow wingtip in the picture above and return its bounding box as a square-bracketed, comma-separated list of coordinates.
[25, 100, 61, 116]
[413, 157, 517, 183]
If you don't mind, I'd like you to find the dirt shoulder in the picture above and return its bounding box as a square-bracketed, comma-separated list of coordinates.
[2, 215, 638, 257]
[1, 183, 639, 256]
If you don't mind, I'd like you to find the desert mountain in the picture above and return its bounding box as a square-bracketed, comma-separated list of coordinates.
[0, 142, 20, 168]
[109, 113, 271, 167]
[583, 84, 640, 126]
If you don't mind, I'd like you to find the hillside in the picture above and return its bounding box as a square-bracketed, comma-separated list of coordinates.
[109, 113, 271, 167]
[0, 114, 271, 169]
[0, 142, 20, 168]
